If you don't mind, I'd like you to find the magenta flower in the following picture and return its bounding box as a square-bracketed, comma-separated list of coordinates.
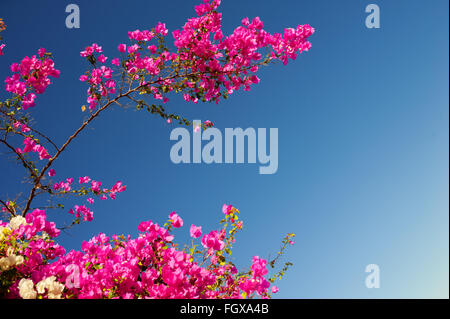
[38, 48, 46, 57]
[155, 22, 168, 36]
[190, 224, 202, 238]
[97, 54, 107, 63]
[147, 45, 157, 54]
[169, 212, 183, 228]
[111, 57, 120, 66]
[48, 169, 56, 177]
[222, 204, 233, 215]
[79, 176, 91, 184]
[91, 180, 101, 193]
[201, 230, 225, 251]
[118, 44, 126, 53]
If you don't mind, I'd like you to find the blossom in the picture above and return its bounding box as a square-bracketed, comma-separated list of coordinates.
[98, 54, 107, 63]
[1, 205, 285, 299]
[190, 224, 202, 238]
[48, 169, 56, 177]
[201, 230, 225, 251]
[18, 137, 51, 160]
[79, 176, 91, 184]
[4, 48, 60, 109]
[18, 279, 37, 299]
[118, 44, 126, 53]
[22, 92, 37, 110]
[169, 212, 183, 228]
[9, 216, 28, 230]
[251, 256, 268, 277]
[222, 204, 233, 215]
[38, 48, 46, 57]
[111, 57, 120, 66]
[127, 44, 139, 54]
[155, 22, 168, 36]
[35, 276, 64, 299]
[0, 44, 5, 56]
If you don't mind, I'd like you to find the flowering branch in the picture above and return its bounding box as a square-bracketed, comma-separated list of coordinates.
[0, 0, 314, 299]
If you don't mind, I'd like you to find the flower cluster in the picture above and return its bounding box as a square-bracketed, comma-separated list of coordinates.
[77, 0, 313, 112]
[79, 44, 116, 110]
[4, 48, 60, 110]
[18, 276, 64, 299]
[0, 211, 65, 298]
[12, 121, 30, 133]
[0, 0, 308, 299]
[0, 205, 291, 299]
[48, 172, 127, 223]
[17, 137, 51, 160]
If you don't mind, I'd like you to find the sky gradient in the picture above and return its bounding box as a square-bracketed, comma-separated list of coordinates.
[0, 0, 448, 298]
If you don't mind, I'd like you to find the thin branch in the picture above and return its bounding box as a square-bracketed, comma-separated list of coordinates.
[0, 138, 36, 179]
[0, 109, 60, 152]
[0, 199, 15, 217]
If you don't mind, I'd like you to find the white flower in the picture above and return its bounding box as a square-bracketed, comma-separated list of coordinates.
[36, 276, 65, 299]
[7, 255, 17, 266]
[0, 257, 11, 271]
[18, 279, 37, 299]
[47, 280, 65, 299]
[9, 216, 28, 230]
[15, 255, 24, 266]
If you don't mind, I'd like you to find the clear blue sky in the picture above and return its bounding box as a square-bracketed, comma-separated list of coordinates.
[0, 0, 448, 298]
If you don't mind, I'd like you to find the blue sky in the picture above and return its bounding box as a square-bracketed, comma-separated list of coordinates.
[0, 0, 448, 298]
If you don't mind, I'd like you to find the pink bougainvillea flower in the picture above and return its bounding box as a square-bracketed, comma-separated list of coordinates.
[155, 22, 168, 36]
[169, 212, 183, 228]
[201, 230, 225, 251]
[190, 224, 202, 238]
[38, 48, 46, 57]
[97, 54, 107, 63]
[147, 45, 157, 54]
[21, 124, 30, 133]
[79, 176, 91, 184]
[22, 93, 37, 110]
[118, 44, 126, 53]
[222, 204, 233, 215]
[111, 57, 120, 66]
[91, 180, 101, 193]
